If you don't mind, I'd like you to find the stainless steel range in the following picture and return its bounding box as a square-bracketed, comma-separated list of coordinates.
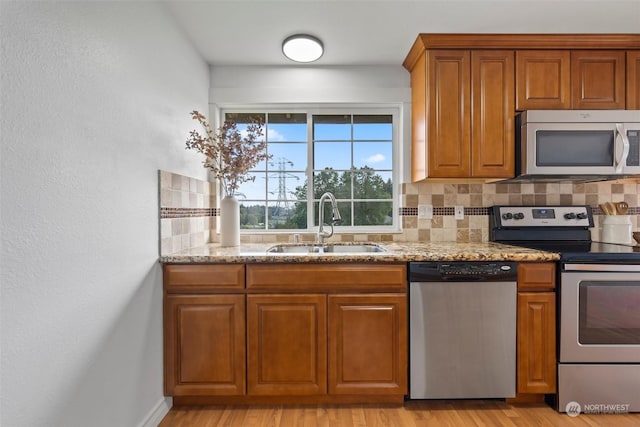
[490, 205, 640, 414]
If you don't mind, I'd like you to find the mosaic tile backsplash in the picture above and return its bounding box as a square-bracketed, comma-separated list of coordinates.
[159, 170, 640, 253]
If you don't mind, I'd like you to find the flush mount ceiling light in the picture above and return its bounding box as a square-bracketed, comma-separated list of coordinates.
[282, 34, 324, 63]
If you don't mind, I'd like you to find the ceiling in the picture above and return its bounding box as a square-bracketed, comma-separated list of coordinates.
[164, 0, 640, 67]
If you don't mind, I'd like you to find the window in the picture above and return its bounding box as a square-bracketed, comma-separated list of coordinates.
[224, 108, 398, 232]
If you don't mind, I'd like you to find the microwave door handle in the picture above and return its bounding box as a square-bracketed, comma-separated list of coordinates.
[614, 123, 629, 173]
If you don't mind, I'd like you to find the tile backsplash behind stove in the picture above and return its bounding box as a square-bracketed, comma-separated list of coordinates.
[159, 170, 640, 254]
[401, 181, 639, 244]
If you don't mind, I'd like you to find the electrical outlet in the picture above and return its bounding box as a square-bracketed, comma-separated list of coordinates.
[418, 204, 433, 219]
[455, 205, 464, 220]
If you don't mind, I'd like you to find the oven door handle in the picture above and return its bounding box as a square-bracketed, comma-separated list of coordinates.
[564, 263, 640, 272]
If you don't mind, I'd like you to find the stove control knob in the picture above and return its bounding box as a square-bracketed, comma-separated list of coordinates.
[513, 212, 525, 220]
[564, 212, 577, 220]
[501, 212, 513, 220]
[576, 212, 588, 220]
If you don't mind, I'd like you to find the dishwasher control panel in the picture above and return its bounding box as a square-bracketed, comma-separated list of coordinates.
[409, 262, 518, 282]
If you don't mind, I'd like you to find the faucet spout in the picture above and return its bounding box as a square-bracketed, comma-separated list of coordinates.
[316, 192, 341, 244]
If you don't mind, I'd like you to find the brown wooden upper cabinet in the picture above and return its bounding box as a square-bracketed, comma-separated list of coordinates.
[404, 35, 640, 182]
[516, 50, 626, 110]
[409, 49, 514, 179]
[571, 50, 626, 109]
[516, 50, 571, 110]
[628, 50, 640, 109]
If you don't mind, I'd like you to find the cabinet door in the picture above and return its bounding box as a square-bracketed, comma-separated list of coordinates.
[427, 50, 471, 177]
[471, 50, 515, 177]
[516, 50, 571, 110]
[517, 292, 556, 394]
[328, 294, 407, 395]
[571, 50, 626, 109]
[627, 50, 640, 109]
[165, 294, 245, 396]
[247, 294, 327, 395]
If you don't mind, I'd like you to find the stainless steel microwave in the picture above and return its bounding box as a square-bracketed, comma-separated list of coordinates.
[513, 110, 640, 182]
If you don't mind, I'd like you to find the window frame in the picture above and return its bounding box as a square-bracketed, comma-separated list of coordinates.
[219, 104, 402, 234]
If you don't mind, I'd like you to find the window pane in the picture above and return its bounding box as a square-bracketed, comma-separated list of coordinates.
[268, 145, 307, 171]
[353, 201, 393, 226]
[267, 172, 306, 204]
[267, 201, 300, 230]
[267, 118, 307, 142]
[240, 202, 266, 229]
[335, 201, 351, 226]
[314, 115, 351, 140]
[353, 115, 392, 140]
[353, 114, 392, 124]
[286, 201, 308, 229]
[314, 142, 351, 169]
[269, 113, 306, 124]
[313, 169, 351, 200]
[313, 201, 351, 227]
[226, 112, 266, 123]
[353, 141, 392, 169]
[235, 172, 265, 200]
[352, 170, 392, 200]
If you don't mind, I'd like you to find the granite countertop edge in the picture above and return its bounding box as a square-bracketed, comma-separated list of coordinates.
[159, 241, 560, 264]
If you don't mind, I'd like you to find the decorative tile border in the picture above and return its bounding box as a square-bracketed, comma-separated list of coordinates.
[593, 206, 640, 216]
[160, 207, 218, 219]
[401, 206, 639, 217]
[400, 207, 491, 216]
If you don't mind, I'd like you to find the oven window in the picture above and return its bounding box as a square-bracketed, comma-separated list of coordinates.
[579, 281, 640, 344]
[537, 130, 613, 167]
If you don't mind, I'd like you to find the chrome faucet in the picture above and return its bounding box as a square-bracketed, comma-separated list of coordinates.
[316, 192, 342, 244]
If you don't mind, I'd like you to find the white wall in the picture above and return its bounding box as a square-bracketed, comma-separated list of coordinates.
[209, 65, 413, 182]
[0, 2, 208, 426]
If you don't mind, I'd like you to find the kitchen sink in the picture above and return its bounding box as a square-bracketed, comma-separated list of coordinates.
[266, 243, 387, 254]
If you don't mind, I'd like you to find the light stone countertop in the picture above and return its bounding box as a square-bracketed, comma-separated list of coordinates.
[159, 241, 560, 264]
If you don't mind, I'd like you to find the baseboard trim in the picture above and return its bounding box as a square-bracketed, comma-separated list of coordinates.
[138, 396, 172, 427]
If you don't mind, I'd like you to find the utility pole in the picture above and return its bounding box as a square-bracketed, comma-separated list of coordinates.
[269, 157, 299, 219]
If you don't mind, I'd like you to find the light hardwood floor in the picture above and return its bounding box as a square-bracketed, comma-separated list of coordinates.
[158, 400, 640, 426]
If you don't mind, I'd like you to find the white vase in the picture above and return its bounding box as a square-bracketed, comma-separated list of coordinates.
[220, 195, 240, 247]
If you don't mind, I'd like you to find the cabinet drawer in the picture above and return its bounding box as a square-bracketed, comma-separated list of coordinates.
[518, 263, 556, 291]
[246, 263, 407, 292]
[164, 264, 245, 292]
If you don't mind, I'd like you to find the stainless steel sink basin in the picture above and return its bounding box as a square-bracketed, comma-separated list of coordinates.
[266, 243, 387, 254]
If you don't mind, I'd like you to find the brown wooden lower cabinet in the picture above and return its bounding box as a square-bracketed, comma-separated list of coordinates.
[512, 262, 557, 401]
[164, 294, 246, 396]
[163, 263, 407, 404]
[247, 294, 327, 396]
[328, 294, 407, 395]
[517, 291, 556, 394]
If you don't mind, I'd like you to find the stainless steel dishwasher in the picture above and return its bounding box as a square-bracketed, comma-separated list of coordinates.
[409, 261, 517, 399]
